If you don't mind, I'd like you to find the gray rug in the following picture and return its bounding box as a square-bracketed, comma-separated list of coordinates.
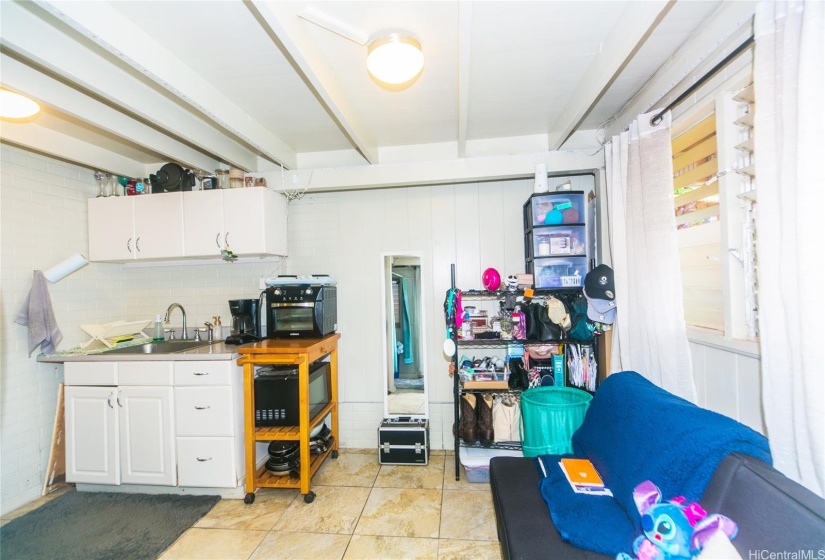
[1, 491, 220, 560]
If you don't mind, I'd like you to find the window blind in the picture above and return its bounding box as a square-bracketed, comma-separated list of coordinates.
[673, 114, 723, 332]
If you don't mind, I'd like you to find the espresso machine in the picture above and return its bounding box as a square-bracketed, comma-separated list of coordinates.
[225, 298, 262, 345]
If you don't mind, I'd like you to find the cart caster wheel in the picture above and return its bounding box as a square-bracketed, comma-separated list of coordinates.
[244, 493, 255, 504]
[304, 491, 315, 504]
[331, 450, 339, 459]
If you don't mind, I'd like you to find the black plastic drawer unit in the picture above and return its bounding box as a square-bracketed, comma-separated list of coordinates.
[378, 419, 430, 465]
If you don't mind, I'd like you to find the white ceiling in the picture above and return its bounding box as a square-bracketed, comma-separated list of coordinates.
[0, 0, 751, 180]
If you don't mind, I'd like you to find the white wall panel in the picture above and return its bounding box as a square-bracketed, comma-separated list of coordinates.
[284, 179, 533, 449]
[689, 339, 764, 435]
[736, 356, 763, 434]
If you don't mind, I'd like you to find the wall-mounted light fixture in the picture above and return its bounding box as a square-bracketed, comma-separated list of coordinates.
[0, 89, 41, 120]
[366, 33, 424, 85]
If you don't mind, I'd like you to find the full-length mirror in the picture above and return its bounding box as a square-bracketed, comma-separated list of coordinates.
[381, 253, 428, 418]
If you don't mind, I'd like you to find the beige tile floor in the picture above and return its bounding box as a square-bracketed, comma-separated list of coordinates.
[2, 450, 502, 560]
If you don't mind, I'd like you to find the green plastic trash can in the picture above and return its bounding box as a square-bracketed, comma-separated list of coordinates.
[520, 387, 592, 457]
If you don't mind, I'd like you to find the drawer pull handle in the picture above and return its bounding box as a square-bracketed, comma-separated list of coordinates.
[194, 405, 211, 410]
[193, 372, 209, 376]
[196, 457, 212, 462]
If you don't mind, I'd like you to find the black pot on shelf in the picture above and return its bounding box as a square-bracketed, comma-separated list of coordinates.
[150, 163, 196, 192]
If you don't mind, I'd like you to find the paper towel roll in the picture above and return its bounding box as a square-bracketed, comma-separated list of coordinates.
[43, 253, 89, 283]
[534, 163, 548, 193]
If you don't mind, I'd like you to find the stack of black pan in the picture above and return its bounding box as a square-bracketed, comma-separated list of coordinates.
[265, 426, 335, 476]
[309, 425, 334, 455]
[265, 441, 300, 476]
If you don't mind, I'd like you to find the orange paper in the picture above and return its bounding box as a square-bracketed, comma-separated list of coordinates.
[560, 458, 604, 487]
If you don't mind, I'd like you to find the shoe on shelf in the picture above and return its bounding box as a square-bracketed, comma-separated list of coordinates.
[459, 393, 478, 445]
[477, 393, 494, 447]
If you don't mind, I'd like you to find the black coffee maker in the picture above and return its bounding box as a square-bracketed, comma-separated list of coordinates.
[225, 298, 262, 345]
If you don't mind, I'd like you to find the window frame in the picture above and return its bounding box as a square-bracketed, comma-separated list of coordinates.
[670, 67, 760, 357]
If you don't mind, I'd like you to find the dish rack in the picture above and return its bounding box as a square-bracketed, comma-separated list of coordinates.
[80, 320, 153, 349]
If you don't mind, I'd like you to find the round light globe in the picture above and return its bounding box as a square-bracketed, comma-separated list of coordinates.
[0, 90, 40, 120]
[367, 34, 424, 85]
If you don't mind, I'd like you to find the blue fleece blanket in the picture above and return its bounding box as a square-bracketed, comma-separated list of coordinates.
[537, 371, 772, 556]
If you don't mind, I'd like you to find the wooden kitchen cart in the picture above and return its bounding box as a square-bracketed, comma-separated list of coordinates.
[237, 334, 340, 504]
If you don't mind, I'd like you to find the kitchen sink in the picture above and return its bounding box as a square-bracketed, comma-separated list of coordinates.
[104, 340, 214, 355]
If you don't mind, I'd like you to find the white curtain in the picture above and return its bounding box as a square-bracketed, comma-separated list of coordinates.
[604, 111, 697, 403]
[754, 0, 824, 497]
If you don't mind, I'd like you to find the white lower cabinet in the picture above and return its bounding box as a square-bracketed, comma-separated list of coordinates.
[65, 386, 120, 485]
[173, 361, 242, 487]
[177, 437, 236, 488]
[118, 386, 176, 486]
[65, 382, 175, 486]
[64, 359, 244, 492]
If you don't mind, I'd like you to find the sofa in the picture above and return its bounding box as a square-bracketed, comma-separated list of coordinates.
[489, 373, 825, 560]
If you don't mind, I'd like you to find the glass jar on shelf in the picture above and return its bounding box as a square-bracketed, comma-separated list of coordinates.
[215, 169, 229, 189]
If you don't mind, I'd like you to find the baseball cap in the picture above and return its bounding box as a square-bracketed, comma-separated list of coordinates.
[584, 264, 615, 301]
[586, 297, 617, 324]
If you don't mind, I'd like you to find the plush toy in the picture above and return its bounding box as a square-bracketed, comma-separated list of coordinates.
[616, 481, 738, 560]
[505, 275, 519, 291]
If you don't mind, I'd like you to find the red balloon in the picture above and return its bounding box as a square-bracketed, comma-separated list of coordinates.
[482, 268, 501, 290]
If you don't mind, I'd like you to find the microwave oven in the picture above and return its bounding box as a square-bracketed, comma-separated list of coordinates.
[265, 284, 337, 338]
[254, 361, 331, 426]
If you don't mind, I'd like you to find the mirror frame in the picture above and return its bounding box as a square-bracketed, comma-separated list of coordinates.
[379, 251, 428, 419]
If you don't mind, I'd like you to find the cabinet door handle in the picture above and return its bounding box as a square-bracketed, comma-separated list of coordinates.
[194, 405, 211, 410]
[135, 237, 141, 252]
[126, 238, 132, 253]
[193, 372, 209, 376]
[224, 232, 230, 247]
[196, 457, 212, 462]
[116, 390, 123, 407]
[107, 391, 114, 408]
[215, 233, 222, 249]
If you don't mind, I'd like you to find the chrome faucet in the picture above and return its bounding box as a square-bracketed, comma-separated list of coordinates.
[164, 303, 188, 340]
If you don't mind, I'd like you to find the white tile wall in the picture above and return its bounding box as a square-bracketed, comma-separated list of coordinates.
[0, 145, 277, 514]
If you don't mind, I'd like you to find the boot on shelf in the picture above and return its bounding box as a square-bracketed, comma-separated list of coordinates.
[459, 393, 478, 445]
[477, 393, 495, 447]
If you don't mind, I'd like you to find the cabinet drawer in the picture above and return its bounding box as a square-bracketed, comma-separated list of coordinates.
[119, 361, 173, 385]
[65, 362, 117, 386]
[176, 437, 236, 488]
[175, 387, 233, 436]
[174, 361, 231, 386]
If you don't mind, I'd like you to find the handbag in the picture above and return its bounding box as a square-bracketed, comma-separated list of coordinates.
[532, 302, 563, 341]
[508, 358, 529, 390]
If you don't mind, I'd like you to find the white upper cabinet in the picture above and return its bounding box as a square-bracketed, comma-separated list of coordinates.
[183, 188, 288, 259]
[88, 192, 184, 262]
[89, 188, 287, 262]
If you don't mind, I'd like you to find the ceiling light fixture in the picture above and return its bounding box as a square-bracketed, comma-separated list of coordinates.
[0, 90, 41, 120]
[366, 33, 424, 85]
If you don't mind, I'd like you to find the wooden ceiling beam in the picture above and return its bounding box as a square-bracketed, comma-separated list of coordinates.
[1, 54, 220, 174]
[2, 123, 148, 179]
[31, 0, 296, 170]
[547, 0, 675, 150]
[1, 2, 258, 171]
[247, 0, 378, 165]
[603, 1, 757, 139]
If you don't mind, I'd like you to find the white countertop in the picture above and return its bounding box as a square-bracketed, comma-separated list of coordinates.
[38, 341, 242, 363]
